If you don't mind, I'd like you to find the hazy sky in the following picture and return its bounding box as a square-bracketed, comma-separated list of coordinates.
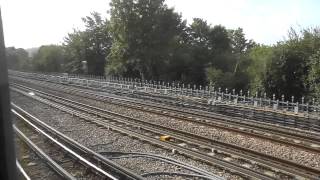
[1, 0, 319, 48]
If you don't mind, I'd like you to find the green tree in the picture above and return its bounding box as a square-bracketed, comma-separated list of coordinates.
[6, 47, 30, 70]
[247, 45, 274, 93]
[187, 18, 211, 84]
[229, 28, 256, 74]
[64, 30, 87, 73]
[208, 25, 233, 73]
[107, 0, 185, 80]
[161, 21, 191, 82]
[264, 27, 320, 99]
[188, 19, 233, 85]
[307, 50, 320, 101]
[32, 45, 65, 72]
[206, 26, 253, 90]
[64, 12, 112, 75]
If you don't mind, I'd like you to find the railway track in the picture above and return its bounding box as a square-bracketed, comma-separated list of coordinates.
[12, 103, 224, 180]
[10, 74, 319, 132]
[11, 85, 272, 179]
[11, 79, 320, 155]
[14, 124, 78, 180]
[11, 72, 320, 132]
[12, 104, 144, 180]
[11, 84, 320, 179]
[16, 160, 31, 180]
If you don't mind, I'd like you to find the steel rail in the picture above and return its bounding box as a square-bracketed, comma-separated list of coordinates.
[12, 103, 145, 180]
[11, 81, 320, 154]
[12, 93, 227, 180]
[14, 125, 76, 180]
[12, 87, 278, 179]
[9, 73, 318, 122]
[16, 160, 31, 180]
[98, 151, 223, 179]
[18, 86, 320, 179]
[11, 75, 320, 137]
[10, 85, 320, 179]
[13, 110, 118, 180]
[75, 87, 320, 146]
[141, 171, 218, 179]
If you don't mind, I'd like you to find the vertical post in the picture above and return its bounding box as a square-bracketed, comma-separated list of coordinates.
[182, 83, 185, 95]
[281, 94, 285, 110]
[218, 87, 221, 101]
[0, 9, 17, 180]
[205, 85, 209, 98]
[232, 89, 235, 103]
[302, 97, 305, 112]
[211, 86, 215, 99]
[312, 98, 315, 113]
[247, 90, 250, 105]
[291, 96, 295, 111]
[172, 82, 175, 95]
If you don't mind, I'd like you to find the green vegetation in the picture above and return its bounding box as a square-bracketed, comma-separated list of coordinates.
[32, 45, 65, 72]
[6, 47, 31, 71]
[64, 12, 112, 75]
[5, 0, 320, 101]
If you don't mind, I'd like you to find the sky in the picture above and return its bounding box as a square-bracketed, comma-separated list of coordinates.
[0, 0, 319, 48]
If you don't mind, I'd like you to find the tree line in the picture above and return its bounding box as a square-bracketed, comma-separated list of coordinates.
[6, 0, 320, 102]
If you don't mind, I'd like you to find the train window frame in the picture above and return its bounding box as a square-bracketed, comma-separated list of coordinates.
[0, 8, 18, 180]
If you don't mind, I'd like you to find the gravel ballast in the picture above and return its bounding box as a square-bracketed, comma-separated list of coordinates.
[19, 81, 320, 170]
[15, 134, 61, 180]
[11, 91, 241, 180]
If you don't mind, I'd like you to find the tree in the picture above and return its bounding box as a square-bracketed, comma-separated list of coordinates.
[82, 12, 112, 75]
[187, 18, 212, 84]
[161, 21, 191, 82]
[6, 47, 30, 70]
[32, 45, 65, 72]
[247, 45, 274, 93]
[209, 25, 231, 55]
[229, 28, 256, 74]
[64, 12, 112, 75]
[264, 43, 309, 99]
[307, 50, 320, 101]
[206, 26, 252, 90]
[107, 0, 185, 80]
[189, 18, 210, 46]
[208, 25, 233, 72]
[64, 30, 87, 73]
[188, 20, 233, 85]
[20, 1, 320, 102]
[264, 27, 320, 99]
